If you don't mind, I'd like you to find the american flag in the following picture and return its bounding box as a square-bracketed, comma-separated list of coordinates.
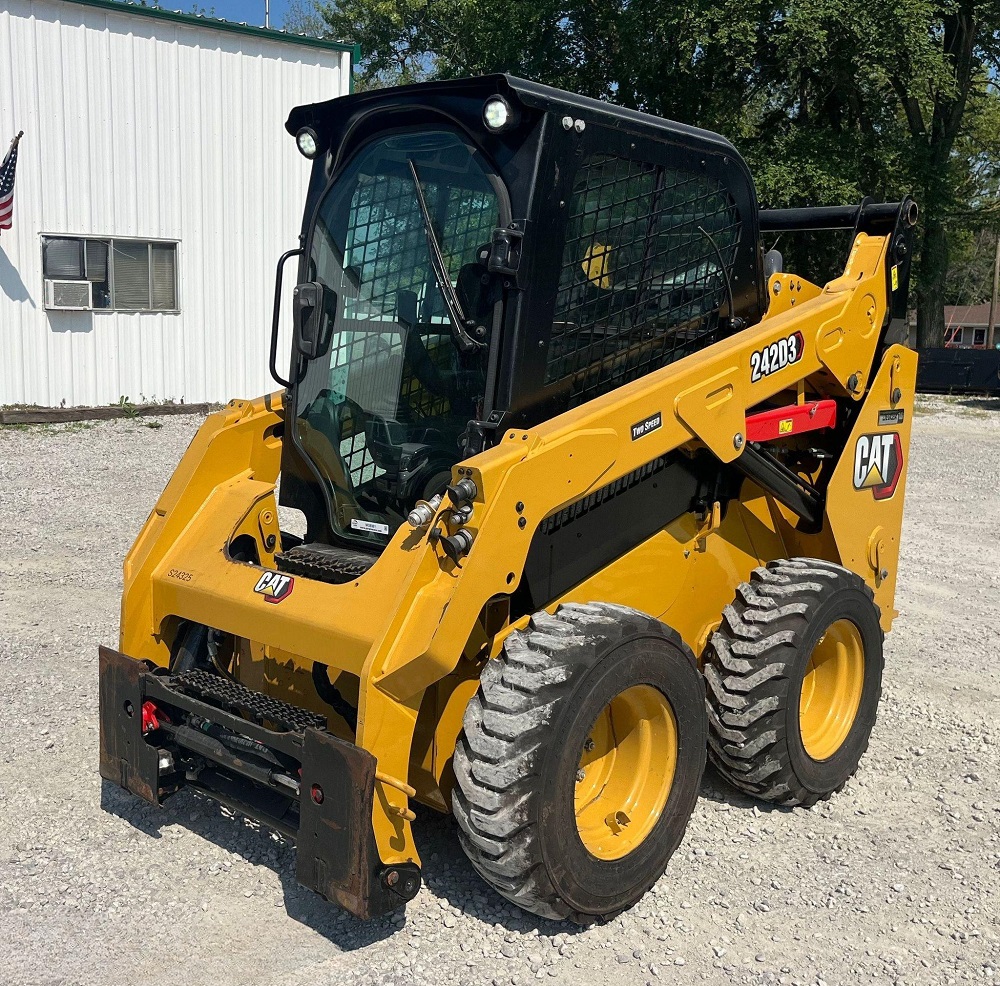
[0, 133, 22, 233]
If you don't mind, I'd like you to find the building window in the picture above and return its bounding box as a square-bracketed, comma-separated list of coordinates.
[41, 236, 178, 311]
[974, 327, 987, 347]
[945, 325, 964, 346]
[548, 153, 740, 406]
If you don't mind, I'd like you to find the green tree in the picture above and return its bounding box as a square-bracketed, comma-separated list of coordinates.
[315, 0, 761, 104]
[945, 227, 998, 305]
[309, 0, 1000, 344]
[870, 1, 1000, 346]
[283, 0, 328, 36]
[739, 1, 1000, 344]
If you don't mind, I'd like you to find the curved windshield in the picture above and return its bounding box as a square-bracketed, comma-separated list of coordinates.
[289, 130, 502, 548]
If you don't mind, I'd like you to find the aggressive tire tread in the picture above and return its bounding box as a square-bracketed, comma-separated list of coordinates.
[703, 558, 884, 807]
[452, 602, 700, 921]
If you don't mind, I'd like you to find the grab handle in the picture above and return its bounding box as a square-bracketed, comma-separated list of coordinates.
[270, 247, 304, 388]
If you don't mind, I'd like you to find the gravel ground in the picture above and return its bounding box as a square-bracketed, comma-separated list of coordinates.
[0, 397, 997, 986]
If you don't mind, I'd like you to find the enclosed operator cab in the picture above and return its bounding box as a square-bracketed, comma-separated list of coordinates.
[278, 75, 765, 564]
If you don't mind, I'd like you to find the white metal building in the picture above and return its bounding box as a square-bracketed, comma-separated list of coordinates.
[0, 0, 354, 407]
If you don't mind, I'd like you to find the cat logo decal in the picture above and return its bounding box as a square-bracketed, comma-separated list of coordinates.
[253, 571, 294, 604]
[852, 432, 903, 501]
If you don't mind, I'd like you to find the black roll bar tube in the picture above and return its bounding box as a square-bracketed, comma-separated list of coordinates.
[759, 200, 918, 235]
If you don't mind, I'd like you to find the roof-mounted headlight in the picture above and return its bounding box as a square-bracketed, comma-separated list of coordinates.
[296, 126, 322, 159]
[483, 96, 515, 132]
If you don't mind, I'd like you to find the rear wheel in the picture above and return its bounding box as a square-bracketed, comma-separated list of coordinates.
[703, 558, 883, 807]
[452, 602, 706, 922]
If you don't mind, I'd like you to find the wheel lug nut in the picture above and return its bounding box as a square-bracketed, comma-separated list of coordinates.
[575, 769, 586, 782]
[583, 738, 595, 752]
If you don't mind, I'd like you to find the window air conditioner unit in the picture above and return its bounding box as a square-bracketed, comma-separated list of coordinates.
[44, 279, 93, 311]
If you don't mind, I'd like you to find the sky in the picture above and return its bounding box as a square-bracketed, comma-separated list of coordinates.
[184, 1, 299, 30]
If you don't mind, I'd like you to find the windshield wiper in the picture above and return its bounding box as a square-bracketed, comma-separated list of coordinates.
[407, 159, 486, 353]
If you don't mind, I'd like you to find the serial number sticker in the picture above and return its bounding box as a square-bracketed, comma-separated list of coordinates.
[750, 331, 804, 382]
[350, 518, 391, 535]
[630, 411, 662, 441]
[878, 408, 905, 426]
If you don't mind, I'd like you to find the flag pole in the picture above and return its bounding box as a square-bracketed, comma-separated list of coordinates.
[7, 131, 23, 155]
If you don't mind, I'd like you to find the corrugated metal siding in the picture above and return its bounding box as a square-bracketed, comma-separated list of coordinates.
[0, 0, 348, 406]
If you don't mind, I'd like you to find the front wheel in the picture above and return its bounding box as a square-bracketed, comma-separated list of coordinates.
[452, 602, 707, 922]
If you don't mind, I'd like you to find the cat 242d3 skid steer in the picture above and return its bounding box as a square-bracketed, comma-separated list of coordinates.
[100, 75, 917, 922]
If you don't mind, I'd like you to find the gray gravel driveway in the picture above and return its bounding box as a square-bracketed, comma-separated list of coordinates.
[0, 397, 997, 986]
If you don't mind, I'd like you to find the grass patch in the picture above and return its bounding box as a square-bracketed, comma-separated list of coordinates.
[0, 420, 97, 434]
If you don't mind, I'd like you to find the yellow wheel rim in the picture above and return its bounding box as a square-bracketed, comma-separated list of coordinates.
[574, 685, 677, 861]
[798, 619, 865, 761]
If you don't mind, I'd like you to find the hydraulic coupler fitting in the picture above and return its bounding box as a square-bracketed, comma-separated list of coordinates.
[446, 477, 478, 506]
[407, 493, 443, 529]
[438, 528, 474, 564]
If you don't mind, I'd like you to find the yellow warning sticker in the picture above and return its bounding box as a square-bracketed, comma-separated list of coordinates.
[779, 418, 794, 434]
[891, 264, 899, 291]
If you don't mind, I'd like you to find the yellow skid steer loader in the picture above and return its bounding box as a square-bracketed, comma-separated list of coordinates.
[99, 75, 917, 922]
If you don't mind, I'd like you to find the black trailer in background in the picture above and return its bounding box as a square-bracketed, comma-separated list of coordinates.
[916, 348, 1000, 396]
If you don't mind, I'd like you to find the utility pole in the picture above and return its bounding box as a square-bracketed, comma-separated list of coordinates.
[989, 234, 1000, 350]
[264, 1, 270, 28]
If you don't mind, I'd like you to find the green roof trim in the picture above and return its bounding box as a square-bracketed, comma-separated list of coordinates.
[57, 0, 359, 58]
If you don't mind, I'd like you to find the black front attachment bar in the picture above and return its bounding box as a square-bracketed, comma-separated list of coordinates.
[98, 646, 420, 919]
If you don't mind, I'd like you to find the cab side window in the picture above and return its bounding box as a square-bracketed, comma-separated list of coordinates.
[547, 153, 740, 406]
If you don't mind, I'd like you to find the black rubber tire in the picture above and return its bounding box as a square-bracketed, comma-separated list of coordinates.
[703, 557, 884, 808]
[452, 602, 707, 922]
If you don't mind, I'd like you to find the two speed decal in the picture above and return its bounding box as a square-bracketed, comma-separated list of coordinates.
[630, 411, 662, 441]
[750, 331, 804, 382]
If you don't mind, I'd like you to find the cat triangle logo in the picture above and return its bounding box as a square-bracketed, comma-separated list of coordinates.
[852, 432, 903, 500]
[859, 461, 885, 489]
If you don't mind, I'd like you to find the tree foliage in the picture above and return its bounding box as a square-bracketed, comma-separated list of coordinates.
[282, 0, 328, 36]
[945, 227, 1000, 305]
[309, 0, 1000, 345]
